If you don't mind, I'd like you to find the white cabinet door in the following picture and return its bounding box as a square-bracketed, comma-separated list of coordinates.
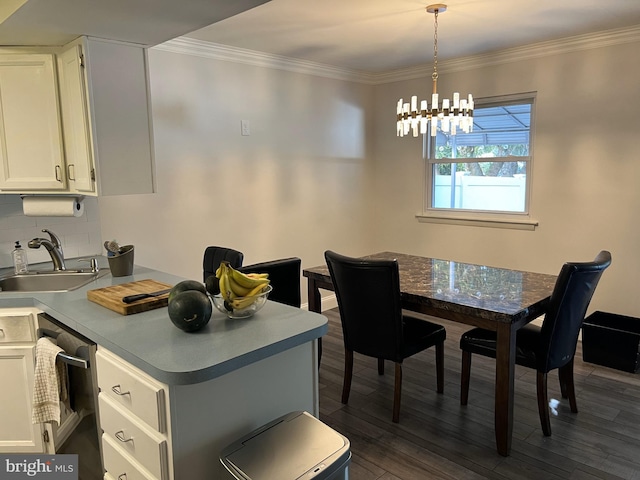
[57, 44, 95, 194]
[0, 345, 46, 453]
[0, 54, 66, 191]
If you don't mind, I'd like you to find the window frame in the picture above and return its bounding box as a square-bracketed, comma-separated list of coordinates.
[419, 92, 538, 230]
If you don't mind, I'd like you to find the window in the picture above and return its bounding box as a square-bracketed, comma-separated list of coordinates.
[425, 93, 534, 217]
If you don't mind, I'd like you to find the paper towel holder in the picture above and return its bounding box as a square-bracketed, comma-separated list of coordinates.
[20, 194, 85, 202]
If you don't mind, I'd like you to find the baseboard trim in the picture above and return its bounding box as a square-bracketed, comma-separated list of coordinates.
[302, 293, 337, 312]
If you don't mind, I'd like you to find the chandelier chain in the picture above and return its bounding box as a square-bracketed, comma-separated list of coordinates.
[432, 9, 439, 82]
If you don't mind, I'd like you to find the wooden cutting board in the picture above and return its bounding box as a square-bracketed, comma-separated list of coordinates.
[87, 279, 173, 315]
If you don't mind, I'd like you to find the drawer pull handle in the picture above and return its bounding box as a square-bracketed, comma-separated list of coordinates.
[0, 329, 4, 337]
[118, 474, 127, 480]
[111, 385, 131, 396]
[115, 430, 133, 443]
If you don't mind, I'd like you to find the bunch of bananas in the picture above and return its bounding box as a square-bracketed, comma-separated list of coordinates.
[216, 261, 270, 310]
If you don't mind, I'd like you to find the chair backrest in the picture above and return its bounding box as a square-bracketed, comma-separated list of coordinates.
[203, 246, 244, 289]
[239, 257, 302, 308]
[538, 250, 612, 372]
[324, 250, 404, 361]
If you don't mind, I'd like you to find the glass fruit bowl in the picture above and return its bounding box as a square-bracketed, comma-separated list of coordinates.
[211, 284, 272, 319]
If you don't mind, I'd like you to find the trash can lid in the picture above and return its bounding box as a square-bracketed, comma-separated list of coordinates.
[220, 411, 351, 480]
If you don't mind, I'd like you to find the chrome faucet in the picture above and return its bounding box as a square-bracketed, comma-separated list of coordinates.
[28, 229, 66, 271]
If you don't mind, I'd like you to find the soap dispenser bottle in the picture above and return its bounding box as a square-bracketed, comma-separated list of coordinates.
[12, 241, 29, 274]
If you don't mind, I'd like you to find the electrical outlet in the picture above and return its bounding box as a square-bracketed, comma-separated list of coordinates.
[241, 120, 250, 136]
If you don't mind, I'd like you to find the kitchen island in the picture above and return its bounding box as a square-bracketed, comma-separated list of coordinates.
[0, 259, 327, 479]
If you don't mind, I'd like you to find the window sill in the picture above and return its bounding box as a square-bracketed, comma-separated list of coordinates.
[416, 212, 538, 230]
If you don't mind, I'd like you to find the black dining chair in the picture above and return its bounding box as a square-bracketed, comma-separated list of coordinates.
[239, 257, 302, 308]
[203, 246, 244, 294]
[325, 250, 446, 423]
[459, 250, 612, 436]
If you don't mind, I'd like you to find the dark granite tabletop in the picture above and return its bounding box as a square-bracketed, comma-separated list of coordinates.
[304, 251, 558, 324]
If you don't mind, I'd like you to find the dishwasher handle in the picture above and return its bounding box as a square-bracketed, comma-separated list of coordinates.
[37, 328, 89, 369]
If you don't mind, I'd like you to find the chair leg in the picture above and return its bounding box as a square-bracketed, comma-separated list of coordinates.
[559, 359, 578, 413]
[342, 349, 354, 404]
[378, 358, 385, 375]
[436, 341, 444, 394]
[559, 368, 568, 399]
[460, 350, 471, 405]
[536, 371, 552, 436]
[393, 362, 402, 423]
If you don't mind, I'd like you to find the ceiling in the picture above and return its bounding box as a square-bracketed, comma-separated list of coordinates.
[2, 0, 640, 73]
[0, 0, 270, 48]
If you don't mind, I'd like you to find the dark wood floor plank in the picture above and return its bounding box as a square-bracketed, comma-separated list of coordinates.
[318, 308, 640, 480]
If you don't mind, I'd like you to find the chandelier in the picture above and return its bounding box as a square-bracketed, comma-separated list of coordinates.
[396, 4, 474, 137]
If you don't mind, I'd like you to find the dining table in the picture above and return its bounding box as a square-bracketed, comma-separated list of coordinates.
[303, 251, 558, 457]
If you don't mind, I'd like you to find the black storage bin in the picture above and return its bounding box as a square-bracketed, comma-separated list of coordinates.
[582, 311, 640, 373]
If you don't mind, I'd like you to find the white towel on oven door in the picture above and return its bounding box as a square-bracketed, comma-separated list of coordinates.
[32, 337, 68, 425]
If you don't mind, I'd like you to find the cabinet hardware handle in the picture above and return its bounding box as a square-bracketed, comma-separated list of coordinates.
[118, 474, 127, 480]
[68, 164, 76, 180]
[55, 165, 62, 182]
[0, 329, 4, 337]
[111, 385, 131, 396]
[115, 430, 133, 443]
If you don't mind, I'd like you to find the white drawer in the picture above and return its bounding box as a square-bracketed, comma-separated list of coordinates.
[96, 348, 166, 433]
[102, 434, 157, 480]
[0, 315, 36, 343]
[99, 393, 168, 480]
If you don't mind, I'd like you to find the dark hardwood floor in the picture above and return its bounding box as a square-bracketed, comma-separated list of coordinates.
[317, 308, 640, 480]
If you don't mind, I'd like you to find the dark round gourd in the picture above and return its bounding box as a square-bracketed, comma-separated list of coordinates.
[168, 290, 212, 332]
[168, 279, 206, 303]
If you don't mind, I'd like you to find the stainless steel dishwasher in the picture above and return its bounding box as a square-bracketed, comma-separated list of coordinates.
[37, 313, 103, 479]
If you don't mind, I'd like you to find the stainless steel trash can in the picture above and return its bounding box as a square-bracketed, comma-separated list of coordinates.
[220, 411, 351, 480]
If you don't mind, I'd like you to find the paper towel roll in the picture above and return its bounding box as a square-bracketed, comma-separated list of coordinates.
[22, 197, 85, 217]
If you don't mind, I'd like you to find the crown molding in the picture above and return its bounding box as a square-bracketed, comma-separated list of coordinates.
[154, 37, 374, 84]
[155, 24, 640, 86]
[376, 24, 640, 84]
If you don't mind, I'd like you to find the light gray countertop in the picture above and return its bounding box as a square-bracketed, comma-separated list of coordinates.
[0, 258, 327, 385]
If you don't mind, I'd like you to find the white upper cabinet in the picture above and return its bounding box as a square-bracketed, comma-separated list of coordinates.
[0, 53, 67, 191]
[0, 37, 155, 196]
[58, 37, 155, 196]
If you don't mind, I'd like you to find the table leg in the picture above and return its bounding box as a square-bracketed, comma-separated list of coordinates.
[307, 278, 322, 314]
[494, 322, 517, 456]
[307, 278, 323, 367]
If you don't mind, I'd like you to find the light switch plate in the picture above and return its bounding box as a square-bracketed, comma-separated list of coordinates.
[241, 120, 250, 136]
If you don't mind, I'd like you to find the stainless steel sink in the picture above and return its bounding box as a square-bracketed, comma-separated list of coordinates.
[0, 269, 110, 293]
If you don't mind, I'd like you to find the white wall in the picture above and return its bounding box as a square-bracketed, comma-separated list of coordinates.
[373, 39, 640, 317]
[97, 47, 377, 285]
